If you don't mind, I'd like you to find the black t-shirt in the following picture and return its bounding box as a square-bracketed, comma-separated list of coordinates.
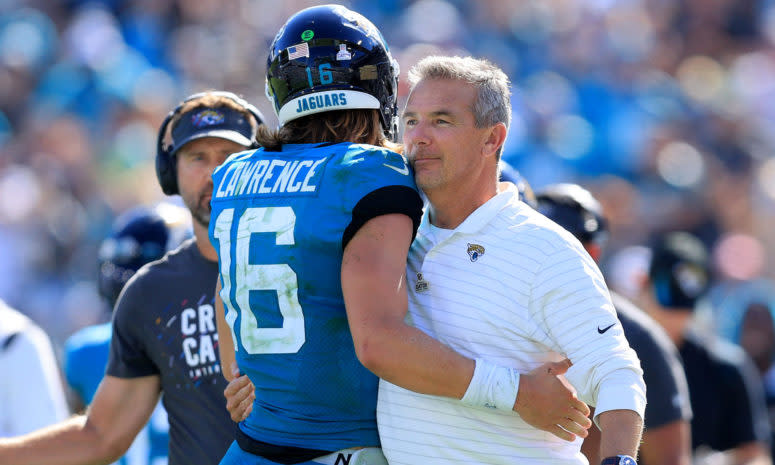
[107, 239, 235, 465]
[612, 293, 692, 430]
[680, 327, 771, 452]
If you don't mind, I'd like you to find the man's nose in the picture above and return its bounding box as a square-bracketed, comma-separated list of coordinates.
[405, 122, 430, 146]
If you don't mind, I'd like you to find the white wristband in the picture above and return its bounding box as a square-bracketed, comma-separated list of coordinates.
[461, 358, 520, 411]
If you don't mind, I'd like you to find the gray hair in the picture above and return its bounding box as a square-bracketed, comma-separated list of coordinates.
[407, 56, 511, 130]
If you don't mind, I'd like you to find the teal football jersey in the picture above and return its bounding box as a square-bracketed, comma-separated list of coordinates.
[209, 142, 420, 452]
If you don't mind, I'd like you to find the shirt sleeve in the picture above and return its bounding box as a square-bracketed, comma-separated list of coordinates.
[615, 301, 692, 429]
[106, 272, 160, 378]
[2, 326, 69, 435]
[720, 350, 772, 450]
[338, 146, 423, 249]
[530, 240, 646, 424]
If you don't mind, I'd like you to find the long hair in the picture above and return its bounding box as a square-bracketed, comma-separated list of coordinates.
[257, 109, 400, 152]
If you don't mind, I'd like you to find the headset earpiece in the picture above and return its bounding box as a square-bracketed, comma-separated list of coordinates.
[155, 110, 179, 195]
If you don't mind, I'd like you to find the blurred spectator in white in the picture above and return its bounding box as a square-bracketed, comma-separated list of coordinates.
[0, 299, 69, 437]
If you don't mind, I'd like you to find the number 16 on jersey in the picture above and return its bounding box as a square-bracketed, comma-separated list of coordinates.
[213, 206, 306, 355]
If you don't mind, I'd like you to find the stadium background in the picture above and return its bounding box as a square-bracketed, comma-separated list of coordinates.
[0, 0, 774, 356]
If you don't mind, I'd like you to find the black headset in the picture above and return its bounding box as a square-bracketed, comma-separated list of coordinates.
[155, 91, 264, 195]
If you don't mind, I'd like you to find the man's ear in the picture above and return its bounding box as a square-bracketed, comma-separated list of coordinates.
[482, 122, 508, 159]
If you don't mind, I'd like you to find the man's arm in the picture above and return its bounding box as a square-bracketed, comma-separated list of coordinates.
[341, 213, 590, 440]
[214, 279, 237, 382]
[729, 442, 773, 465]
[215, 278, 256, 422]
[639, 420, 692, 465]
[584, 411, 690, 465]
[598, 409, 644, 459]
[341, 214, 472, 397]
[0, 374, 160, 465]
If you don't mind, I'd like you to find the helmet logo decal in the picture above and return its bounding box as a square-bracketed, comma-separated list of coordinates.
[287, 42, 310, 60]
[336, 44, 352, 61]
[301, 29, 314, 41]
[673, 263, 708, 299]
[191, 110, 225, 128]
[467, 243, 485, 262]
[360, 65, 378, 80]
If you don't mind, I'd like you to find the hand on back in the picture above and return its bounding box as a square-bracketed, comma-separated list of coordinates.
[224, 362, 255, 422]
[514, 359, 592, 442]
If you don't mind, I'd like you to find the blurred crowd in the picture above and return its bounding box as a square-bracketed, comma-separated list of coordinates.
[1, 0, 775, 425]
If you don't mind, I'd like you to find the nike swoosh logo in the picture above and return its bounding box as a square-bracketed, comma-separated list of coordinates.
[597, 323, 616, 334]
[383, 162, 409, 176]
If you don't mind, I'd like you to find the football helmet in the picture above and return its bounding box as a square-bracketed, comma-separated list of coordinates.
[648, 232, 711, 309]
[535, 183, 608, 246]
[265, 4, 400, 139]
[98, 205, 191, 307]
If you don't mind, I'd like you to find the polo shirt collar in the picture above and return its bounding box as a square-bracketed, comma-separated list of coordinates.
[417, 184, 521, 237]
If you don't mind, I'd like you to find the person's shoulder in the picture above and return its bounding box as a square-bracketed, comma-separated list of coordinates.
[504, 202, 587, 256]
[0, 300, 30, 340]
[214, 148, 259, 174]
[332, 143, 404, 165]
[686, 328, 749, 368]
[64, 323, 111, 354]
[116, 238, 197, 304]
[329, 143, 413, 186]
[136, 237, 196, 276]
[614, 293, 665, 334]
[0, 304, 53, 358]
[614, 292, 679, 352]
[688, 330, 765, 397]
[0, 300, 50, 344]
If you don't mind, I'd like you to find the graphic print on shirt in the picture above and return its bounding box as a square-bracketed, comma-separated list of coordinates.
[154, 294, 221, 383]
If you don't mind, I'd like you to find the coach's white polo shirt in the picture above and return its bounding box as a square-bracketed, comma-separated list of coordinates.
[377, 186, 645, 464]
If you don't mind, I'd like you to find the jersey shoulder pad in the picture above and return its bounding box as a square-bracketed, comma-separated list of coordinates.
[337, 144, 411, 179]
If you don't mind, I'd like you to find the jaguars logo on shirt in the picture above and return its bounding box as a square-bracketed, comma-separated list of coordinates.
[467, 243, 485, 262]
